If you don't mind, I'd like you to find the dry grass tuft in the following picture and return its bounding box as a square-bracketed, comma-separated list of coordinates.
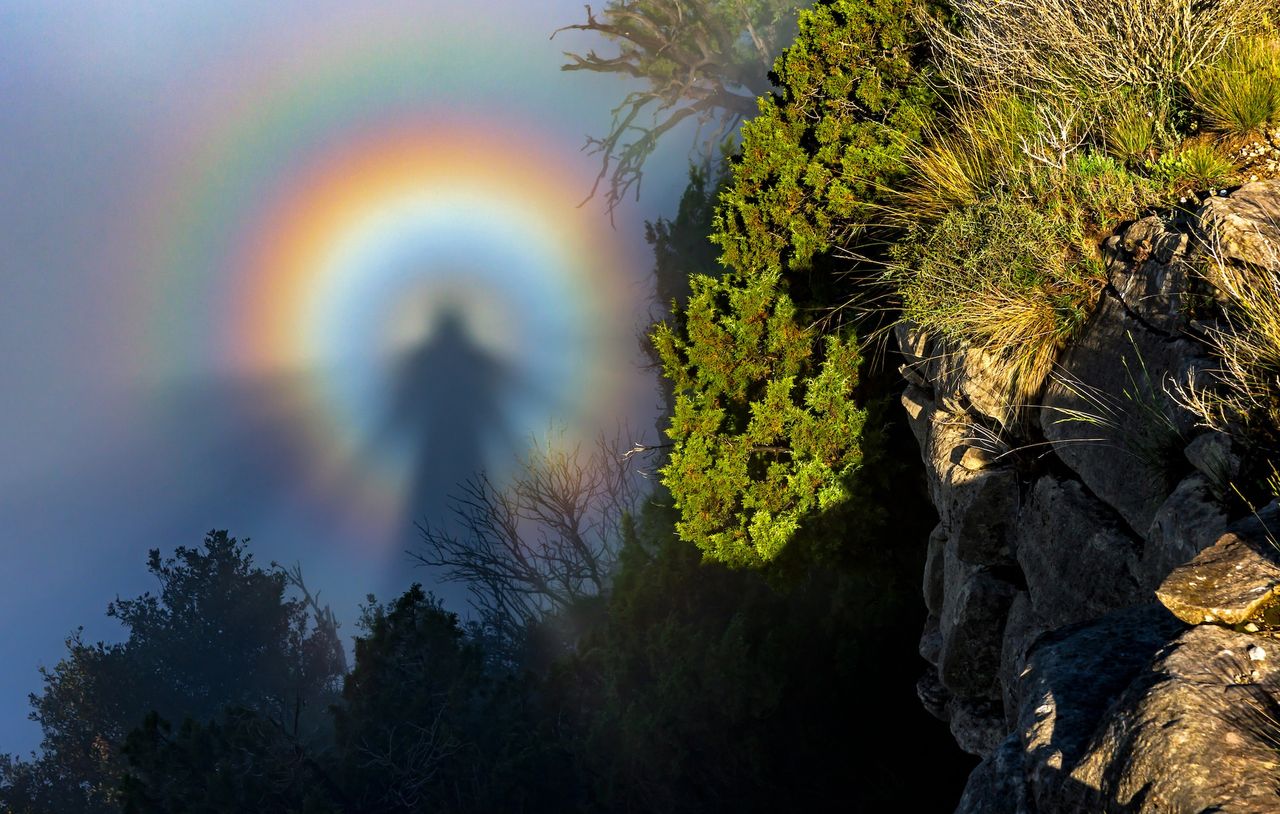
[897, 96, 1038, 223]
[925, 0, 1276, 116]
[893, 197, 1103, 403]
[1178, 232, 1280, 440]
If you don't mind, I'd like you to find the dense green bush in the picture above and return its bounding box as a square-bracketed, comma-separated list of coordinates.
[654, 0, 936, 564]
[713, 0, 936, 274]
[654, 268, 866, 566]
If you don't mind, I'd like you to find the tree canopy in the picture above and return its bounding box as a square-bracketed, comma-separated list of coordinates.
[654, 268, 868, 565]
[0, 531, 344, 814]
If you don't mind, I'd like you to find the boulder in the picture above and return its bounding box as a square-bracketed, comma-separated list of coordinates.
[905, 393, 1021, 568]
[1108, 217, 1194, 334]
[1013, 475, 1145, 630]
[1156, 531, 1280, 626]
[999, 592, 1047, 727]
[938, 538, 1019, 700]
[1118, 215, 1170, 256]
[1040, 293, 1201, 534]
[948, 696, 1010, 758]
[901, 384, 934, 452]
[954, 734, 1033, 814]
[923, 523, 946, 616]
[1183, 431, 1241, 487]
[1065, 625, 1280, 812]
[897, 321, 1017, 426]
[1016, 605, 1184, 812]
[1198, 180, 1280, 268]
[945, 464, 1020, 568]
[920, 613, 942, 665]
[917, 667, 951, 722]
[1135, 474, 1230, 594]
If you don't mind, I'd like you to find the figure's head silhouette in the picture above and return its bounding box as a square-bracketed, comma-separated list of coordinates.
[426, 305, 467, 345]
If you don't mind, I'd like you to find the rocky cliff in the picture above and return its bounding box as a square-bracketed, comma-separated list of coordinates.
[900, 181, 1280, 812]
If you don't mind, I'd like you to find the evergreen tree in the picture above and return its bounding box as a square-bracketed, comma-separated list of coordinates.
[0, 532, 344, 814]
[654, 0, 937, 565]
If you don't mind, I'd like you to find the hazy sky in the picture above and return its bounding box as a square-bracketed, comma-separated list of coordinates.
[0, 1, 693, 754]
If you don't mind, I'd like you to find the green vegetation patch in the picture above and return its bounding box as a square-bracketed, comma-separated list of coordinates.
[1189, 35, 1280, 138]
[713, 0, 936, 274]
[655, 269, 866, 566]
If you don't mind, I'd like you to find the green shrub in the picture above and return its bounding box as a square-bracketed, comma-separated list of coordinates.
[1188, 35, 1280, 137]
[652, 0, 937, 565]
[1035, 151, 1170, 233]
[654, 269, 866, 567]
[713, 0, 937, 274]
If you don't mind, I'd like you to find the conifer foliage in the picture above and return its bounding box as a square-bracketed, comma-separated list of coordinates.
[654, 270, 866, 565]
[654, 0, 935, 565]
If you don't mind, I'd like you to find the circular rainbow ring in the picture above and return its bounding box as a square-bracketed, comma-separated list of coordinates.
[137, 117, 638, 533]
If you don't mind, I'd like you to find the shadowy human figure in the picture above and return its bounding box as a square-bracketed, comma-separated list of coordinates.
[381, 307, 516, 594]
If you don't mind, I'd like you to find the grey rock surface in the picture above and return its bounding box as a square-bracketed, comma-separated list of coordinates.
[1013, 475, 1144, 630]
[938, 538, 1019, 700]
[948, 696, 1008, 758]
[999, 592, 1045, 727]
[923, 523, 947, 616]
[897, 321, 1018, 426]
[1066, 625, 1280, 812]
[1039, 293, 1197, 535]
[954, 734, 1033, 814]
[1017, 605, 1184, 812]
[897, 181, 1280, 812]
[1136, 474, 1230, 594]
[1198, 179, 1280, 268]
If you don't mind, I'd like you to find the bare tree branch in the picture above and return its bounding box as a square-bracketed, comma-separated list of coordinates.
[412, 429, 643, 655]
[553, 1, 801, 216]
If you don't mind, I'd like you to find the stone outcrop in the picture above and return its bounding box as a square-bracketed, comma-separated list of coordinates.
[1156, 527, 1280, 627]
[902, 181, 1280, 812]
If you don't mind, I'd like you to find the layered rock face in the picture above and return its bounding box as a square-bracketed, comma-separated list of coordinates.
[901, 181, 1280, 812]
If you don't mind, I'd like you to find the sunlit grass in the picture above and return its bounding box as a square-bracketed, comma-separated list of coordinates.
[897, 95, 1037, 224]
[1104, 96, 1164, 166]
[1148, 141, 1241, 195]
[893, 196, 1103, 404]
[1188, 35, 1280, 138]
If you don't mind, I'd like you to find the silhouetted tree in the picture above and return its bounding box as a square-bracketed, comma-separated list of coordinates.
[546, 486, 972, 812]
[120, 709, 346, 814]
[0, 531, 345, 814]
[332, 586, 569, 813]
[554, 0, 803, 213]
[413, 432, 640, 657]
